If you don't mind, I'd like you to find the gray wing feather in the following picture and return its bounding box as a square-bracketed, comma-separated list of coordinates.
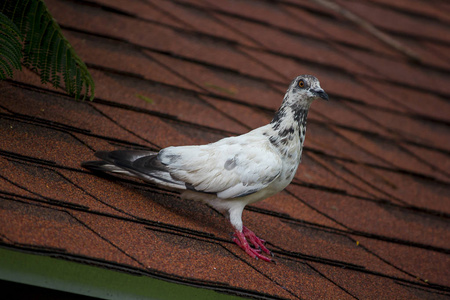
[83, 150, 187, 189]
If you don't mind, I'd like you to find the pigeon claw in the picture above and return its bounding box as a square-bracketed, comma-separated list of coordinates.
[243, 226, 271, 255]
[233, 227, 273, 262]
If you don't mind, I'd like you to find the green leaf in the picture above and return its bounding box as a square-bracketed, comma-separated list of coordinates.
[51, 38, 64, 88]
[0, 0, 95, 100]
[0, 12, 22, 79]
[136, 94, 155, 104]
[204, 82, 237, 95]
[0, 57, 14, 78]
[0, 31, 22, 68]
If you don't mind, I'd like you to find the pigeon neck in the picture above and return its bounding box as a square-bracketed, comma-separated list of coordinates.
[269, 102, 310, 150]
[270, 102, 310, 134]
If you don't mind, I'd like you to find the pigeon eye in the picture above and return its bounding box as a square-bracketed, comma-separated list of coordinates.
[298, 80, 305, 88]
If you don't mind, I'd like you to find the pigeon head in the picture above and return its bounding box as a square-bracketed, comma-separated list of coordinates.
[286, 75, 328, 106]
[271, 75, 327, 132]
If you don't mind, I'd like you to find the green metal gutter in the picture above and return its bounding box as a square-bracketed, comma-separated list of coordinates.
[0, 247, 245, 300]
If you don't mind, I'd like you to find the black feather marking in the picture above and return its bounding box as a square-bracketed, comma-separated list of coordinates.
[270, 107, 286, 130]
[185, 183, 217, 195]
[110, 150, 151, 164]
[269, 136, 278, 147]
[293, 109, 308, 127]
[136, 155, 168, 172]
[234, 188, 259, 198]
[185, 183, 197, 191]
[81, 160, 111, 172]
[279, 127, 295, 137]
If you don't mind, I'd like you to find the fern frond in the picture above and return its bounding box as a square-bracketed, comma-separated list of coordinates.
[75, 67, 82, 100]
[37, 17, 54, 84]
[0, 12, 23, 79]
[51, 38, 64, 88]
[0, 0, 95, 100]
[0, 25, 22, 67]
[0, 57, 14, 78]
[63, 48, 74, 96]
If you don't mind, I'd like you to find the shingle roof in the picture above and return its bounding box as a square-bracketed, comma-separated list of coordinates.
[1, 0, 449, 298]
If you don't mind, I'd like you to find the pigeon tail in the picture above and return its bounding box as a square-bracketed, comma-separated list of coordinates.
[83, 150, 187, 190]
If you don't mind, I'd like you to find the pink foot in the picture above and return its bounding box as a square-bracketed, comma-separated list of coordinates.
[232, 226, 274, 262]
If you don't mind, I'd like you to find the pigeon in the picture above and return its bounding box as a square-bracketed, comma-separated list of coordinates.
[82, 75, 328, 262]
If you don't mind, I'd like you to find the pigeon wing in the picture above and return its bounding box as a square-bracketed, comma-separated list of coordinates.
[159, 136, 282, 199]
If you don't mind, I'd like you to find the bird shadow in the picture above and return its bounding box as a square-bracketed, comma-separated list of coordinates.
[87, 170, 231, 238]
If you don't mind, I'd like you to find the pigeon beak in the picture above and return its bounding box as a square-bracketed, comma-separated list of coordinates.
[312, 88, 329, 101]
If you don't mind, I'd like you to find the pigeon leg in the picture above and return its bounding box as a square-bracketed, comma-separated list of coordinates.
[242, 226, 272, 256]
[232, 228, 273, 262]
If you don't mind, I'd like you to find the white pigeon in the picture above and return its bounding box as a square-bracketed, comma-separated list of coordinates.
[82, 75, 328, 262]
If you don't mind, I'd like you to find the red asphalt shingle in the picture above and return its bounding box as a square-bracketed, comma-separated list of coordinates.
[1, 0, 449, 299]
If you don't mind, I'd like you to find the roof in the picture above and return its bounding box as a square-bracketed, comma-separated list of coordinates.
[1, 0, 449, 298]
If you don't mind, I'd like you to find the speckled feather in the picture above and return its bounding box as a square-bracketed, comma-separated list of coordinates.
[82, 75, 328, 261]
